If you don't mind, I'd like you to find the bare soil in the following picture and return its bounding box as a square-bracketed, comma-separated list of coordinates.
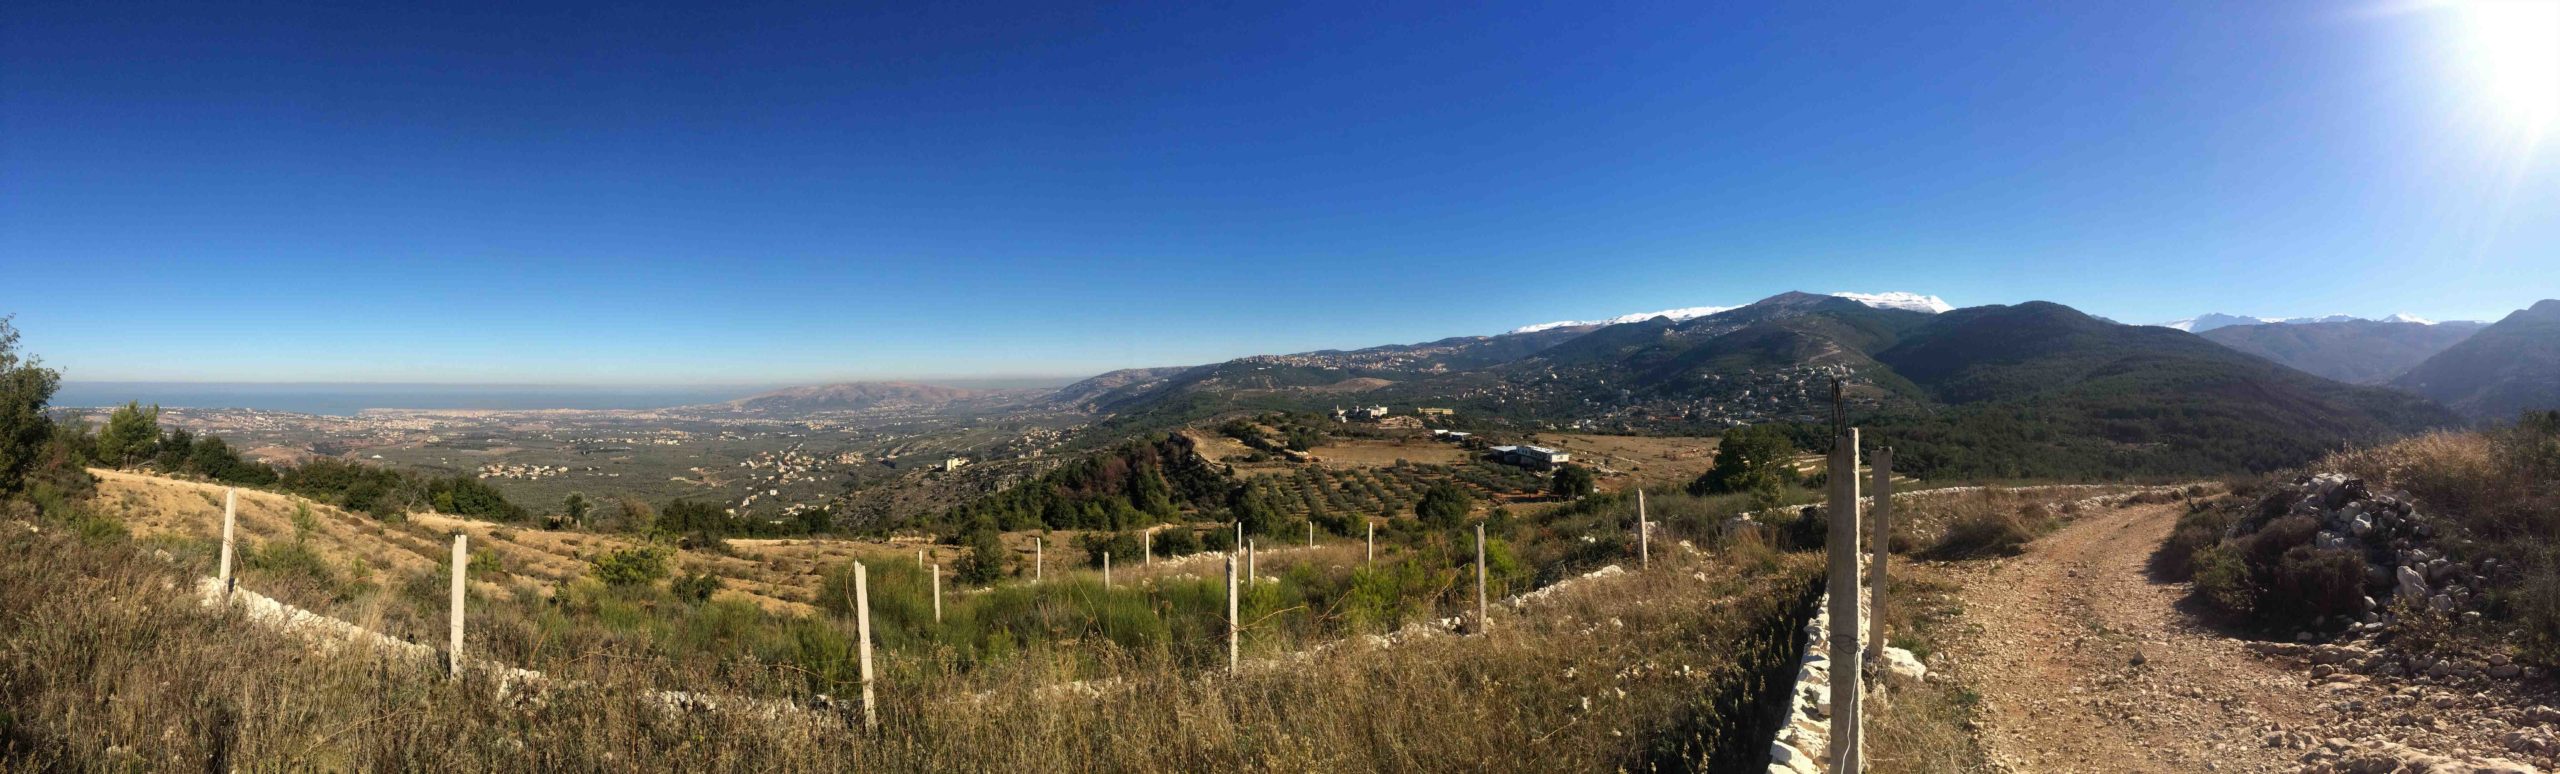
[1938, 501, 2553, 773]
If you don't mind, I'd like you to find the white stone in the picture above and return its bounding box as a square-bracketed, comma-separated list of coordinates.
[1883, 646, 1929, 683]
[1770, 741, 1817, 774]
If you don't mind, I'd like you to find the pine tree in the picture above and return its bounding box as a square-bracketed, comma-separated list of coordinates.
[96, 401, 161, 469]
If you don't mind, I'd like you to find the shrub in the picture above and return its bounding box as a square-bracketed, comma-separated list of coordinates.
[248, 539, 338, 589]
[589, 545, 671, 587]
[2192, 545, 2256, 617]
[2261, 547, 2367, 627]
[1154, 525, 1201, 556]
[672, 571, 722, 604]
[2511, 562, 2560, 666]
[1202, 524, 1238, 552]
[1549, 464, 1596, 500]
[1415, 483, 1472, 529]
[1929, 508, 2036, 559]
[2236, 515, 2318, 573]
[2155, 499, 2241, 581]
[1077, 531, 1142, 569]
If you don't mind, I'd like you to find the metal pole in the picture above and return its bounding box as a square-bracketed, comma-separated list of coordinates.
[1104, 551, 1112, 589]
[1144, 528, 1152, 566]
[1035, 537, 1043, 584]
[1827, 429, 1863, 773]
[1247, 539, 1256, 585]
[932, 563, 943, 623]
[855, 562, 877, 731]
[1366, 521, 1374, 564]
[449, 533, 466, 679]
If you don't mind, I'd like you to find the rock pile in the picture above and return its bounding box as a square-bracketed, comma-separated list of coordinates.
[2228, 473, 2506, 634]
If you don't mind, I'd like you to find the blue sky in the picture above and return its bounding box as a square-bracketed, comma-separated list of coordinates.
[4, 0, 2556, 384]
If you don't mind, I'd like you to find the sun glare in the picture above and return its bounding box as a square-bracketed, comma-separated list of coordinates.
[2450, 0, 2560, 132]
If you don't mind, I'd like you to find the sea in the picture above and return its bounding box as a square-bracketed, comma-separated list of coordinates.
[52, 382, 770, 417]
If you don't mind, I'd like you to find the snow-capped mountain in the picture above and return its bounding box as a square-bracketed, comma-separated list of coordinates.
[1508, 306, 1739, 334]
[2158, 313, 2459, 333]
[1508, 292, 1949, 334]
[1830, 291, 1955, 314]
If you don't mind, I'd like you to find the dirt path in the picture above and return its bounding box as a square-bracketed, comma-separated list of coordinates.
[1941, 502, 2326, 773]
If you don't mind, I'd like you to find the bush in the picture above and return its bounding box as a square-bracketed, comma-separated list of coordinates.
[589, 545, 671, 587]
[1202, 524, 1238, 552]
[1930, 508, 2036, 559]
[1155, 525, 1201, 556]
[2155, 499, 2241, 581]
[2193, 545, 2256, 617]
[2261, 547, 2367, 627]
[672, 571, 722, 604]
[1077, 531, 1142, 569]
[1549, 464, 1596, 500]
[2512, 563, 2560, 666]
[953, 524, 1007, 584]
[1414, 483, 1471, 529]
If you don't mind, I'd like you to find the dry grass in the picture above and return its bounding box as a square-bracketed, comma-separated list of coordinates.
[2301, 424, 2560, 664]
[0, 512, 1820, 771]
[1517, 433, 1722, 484]
[2323, 431, 2505, 516]
[1863, 567, 1993, 773]
[1305, 438, 1471, 469]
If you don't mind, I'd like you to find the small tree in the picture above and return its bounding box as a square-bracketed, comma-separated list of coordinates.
[1415, 482, 1472, 529]
[0, 316, 62, 495]
[96, 401, 161, 469]
[954, 522, 1007, 584]
[1690, 424, 1799, 497]
[561, 492, 591, 525]
[1549, 464, 1596, 500]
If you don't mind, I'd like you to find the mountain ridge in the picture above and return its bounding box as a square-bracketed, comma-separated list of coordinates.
[2393, 300, 2560, 421]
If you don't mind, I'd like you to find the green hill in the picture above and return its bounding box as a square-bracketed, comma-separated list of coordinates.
[1868, 302, 2460, 478]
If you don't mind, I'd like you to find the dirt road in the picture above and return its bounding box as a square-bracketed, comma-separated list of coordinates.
[1940, 502, 2329, 773]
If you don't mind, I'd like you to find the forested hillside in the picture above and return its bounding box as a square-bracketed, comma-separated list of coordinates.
[2394, 300, 2560, 421]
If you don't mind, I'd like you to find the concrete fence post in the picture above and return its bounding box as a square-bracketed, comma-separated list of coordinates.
[932, 562, 943, 624]
[1247, 539, 1256, 586]
[1035, 537, 1043, 584]
[1638, 487, 1650, 569]
[1827, 429, 1864, 773]
[855, 561, 877, 731]
[1474, 523, 1489, 634]
[219, 488, 237, 595]
[1366, 521, 1374, 565]
[1869, 446, 1893, 670]
[1144, 528, 1152, 566]
[918, 548, 925, 570]
[1306, 521, 1314, 548]
[449, 533, 466, 679]
[1104, 552, 1112, 589]
[1226, 553, 1240, 674]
